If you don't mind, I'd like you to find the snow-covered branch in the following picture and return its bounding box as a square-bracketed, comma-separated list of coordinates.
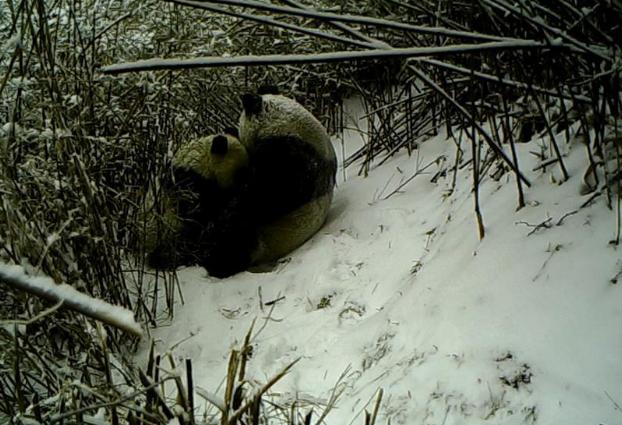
[101, 40, 558, 74]
[0, 264, 143, 337]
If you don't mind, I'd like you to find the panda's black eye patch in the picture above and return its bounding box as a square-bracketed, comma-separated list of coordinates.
[241, 93, 263, 116]
[211, 135, 229, 155]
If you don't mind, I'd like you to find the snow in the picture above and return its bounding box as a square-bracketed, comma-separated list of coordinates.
[144, 106, 622, 424]
[0, 264, 143, 337]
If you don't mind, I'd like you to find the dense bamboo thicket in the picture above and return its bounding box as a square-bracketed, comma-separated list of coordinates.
[0, 0, 620, 423]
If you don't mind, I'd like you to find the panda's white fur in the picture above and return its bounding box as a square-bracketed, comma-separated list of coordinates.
[173, 133, 248, 189]
[239, 93, 337, 265]
[239, 94, 337, 163]
[252, 193, 332, 264]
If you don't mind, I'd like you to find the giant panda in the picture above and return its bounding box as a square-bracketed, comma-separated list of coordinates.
[145, 131, 256, 276]
[238, 92, 338, 265]
[147, 93, 337, 277]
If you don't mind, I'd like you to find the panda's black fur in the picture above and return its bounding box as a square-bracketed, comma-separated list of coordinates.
[146, 132, 256, 276]
[247, 134, 335, 224]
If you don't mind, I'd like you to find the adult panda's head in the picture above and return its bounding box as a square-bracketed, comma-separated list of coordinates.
[238, 93, 336, 163]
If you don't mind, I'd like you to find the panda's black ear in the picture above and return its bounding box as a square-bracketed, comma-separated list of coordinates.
[223, 126, 239, 138]
[257, 85, 279, 95]
[211, 135, 229, 155]
[241, 93, 262, 116]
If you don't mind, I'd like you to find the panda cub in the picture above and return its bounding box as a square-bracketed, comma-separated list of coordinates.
[146, 131, 253, 275]
[239, 92, 337, 264]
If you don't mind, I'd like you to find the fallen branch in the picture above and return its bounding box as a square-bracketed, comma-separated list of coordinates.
[0, 264, 143, 337]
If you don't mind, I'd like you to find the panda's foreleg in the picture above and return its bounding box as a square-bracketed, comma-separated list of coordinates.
[198, 192, 260, 278]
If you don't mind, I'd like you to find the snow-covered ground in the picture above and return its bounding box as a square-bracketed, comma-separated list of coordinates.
[147, 102, 622, 424]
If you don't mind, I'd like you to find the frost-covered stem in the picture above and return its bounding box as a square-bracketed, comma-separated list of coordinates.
[186, 359, 196, 424]
[0, 266, 143, 337]
[416, 58, 590, 103]
[50, 376, 176, 424]
[167, 355, 190, 415]
[226, 358, 300, 424]
[616, 74, 622, 244]
[312, 365, 350, 425]
[450, 138, 462, 195]
[500, 91, 525, 209]
[169, 0, 380, 49]
[369, 388, 383, 425]
[407, 64, 531, 187]
[531, 91, 569, 182]
[471, 123, 485, 239]
[101, 40, 555, 74]
[175, 0, 512, 42]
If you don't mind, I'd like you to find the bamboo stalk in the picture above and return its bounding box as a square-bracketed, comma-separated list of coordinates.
[408, 64, 531, 187]
[280, 0, 390, 48]
[101, 40, 558, 74]
[170, 0, 513, 42]
[416, 58, 590, 103]
[168, 0, 380, 49]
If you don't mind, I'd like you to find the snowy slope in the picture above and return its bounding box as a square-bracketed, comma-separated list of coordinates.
[147, 110, 622, 424]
